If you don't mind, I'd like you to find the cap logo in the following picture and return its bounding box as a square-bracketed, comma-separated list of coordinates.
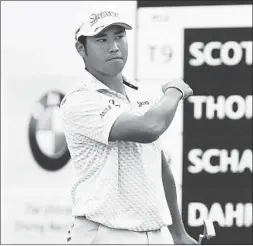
[90, 11, 119, 26]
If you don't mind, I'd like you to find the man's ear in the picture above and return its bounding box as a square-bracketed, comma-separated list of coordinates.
[75, 41, 86, 57]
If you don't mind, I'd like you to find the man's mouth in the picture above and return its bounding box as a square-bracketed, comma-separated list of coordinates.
[107, 57, 123, 61]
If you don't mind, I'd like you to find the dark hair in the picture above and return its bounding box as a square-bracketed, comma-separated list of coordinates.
[77, 35, 86, 46]
[77, 35, 87, 55]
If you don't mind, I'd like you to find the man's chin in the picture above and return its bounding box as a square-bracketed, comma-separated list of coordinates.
[106, 65, 125, 76]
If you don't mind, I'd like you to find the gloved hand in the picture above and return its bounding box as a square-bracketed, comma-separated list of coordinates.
[161, 79, 193, 99]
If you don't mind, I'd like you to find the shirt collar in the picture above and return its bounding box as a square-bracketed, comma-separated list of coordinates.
[82, 68, 139, 92]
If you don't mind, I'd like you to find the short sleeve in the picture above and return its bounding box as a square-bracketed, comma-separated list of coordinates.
[60, 90, 125, 145]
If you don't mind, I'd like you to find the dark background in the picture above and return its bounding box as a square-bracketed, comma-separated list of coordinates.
[182, 27, 252, 244]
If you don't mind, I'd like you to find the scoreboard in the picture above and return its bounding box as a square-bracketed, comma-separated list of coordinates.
[136, 2, 252, 244]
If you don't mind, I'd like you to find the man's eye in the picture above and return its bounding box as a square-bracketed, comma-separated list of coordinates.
[97, 39, 106, 42]
[116, 35, 124, 40]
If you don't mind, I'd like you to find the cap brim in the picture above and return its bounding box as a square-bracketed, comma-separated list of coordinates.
[92, 22, 132, 36]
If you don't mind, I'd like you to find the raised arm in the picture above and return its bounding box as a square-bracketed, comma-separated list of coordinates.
[109, 79, 193, 143]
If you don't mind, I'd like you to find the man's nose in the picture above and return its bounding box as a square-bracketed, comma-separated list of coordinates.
[108, 41, 119, 53]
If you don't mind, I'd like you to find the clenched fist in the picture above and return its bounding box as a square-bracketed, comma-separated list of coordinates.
[161, 79, 193, 99]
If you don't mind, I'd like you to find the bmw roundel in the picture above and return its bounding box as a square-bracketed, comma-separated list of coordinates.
[28, 91, 70, 171]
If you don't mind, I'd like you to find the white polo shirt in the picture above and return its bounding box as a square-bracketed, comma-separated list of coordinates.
[60, 71, 172, 232]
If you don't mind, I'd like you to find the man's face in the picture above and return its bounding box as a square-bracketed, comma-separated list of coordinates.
[84, 25, 128, 76]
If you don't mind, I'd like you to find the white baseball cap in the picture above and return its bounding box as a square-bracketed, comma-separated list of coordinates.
[75, 4, 133, 40]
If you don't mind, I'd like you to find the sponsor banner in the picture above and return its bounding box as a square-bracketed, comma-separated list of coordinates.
[1, 75, 78, 244]
[2, 189, 72, 244]
[182, 27, 252, 244]
[1, 75, 77, 187]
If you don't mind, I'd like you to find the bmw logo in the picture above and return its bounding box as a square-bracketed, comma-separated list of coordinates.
[28, 91, 70, 171]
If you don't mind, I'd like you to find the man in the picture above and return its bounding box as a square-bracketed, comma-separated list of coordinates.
[61, 4, 197, 244]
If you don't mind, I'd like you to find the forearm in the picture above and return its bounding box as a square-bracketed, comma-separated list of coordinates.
[143, 88, 182, 138]
[161, 151, 186, 236]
